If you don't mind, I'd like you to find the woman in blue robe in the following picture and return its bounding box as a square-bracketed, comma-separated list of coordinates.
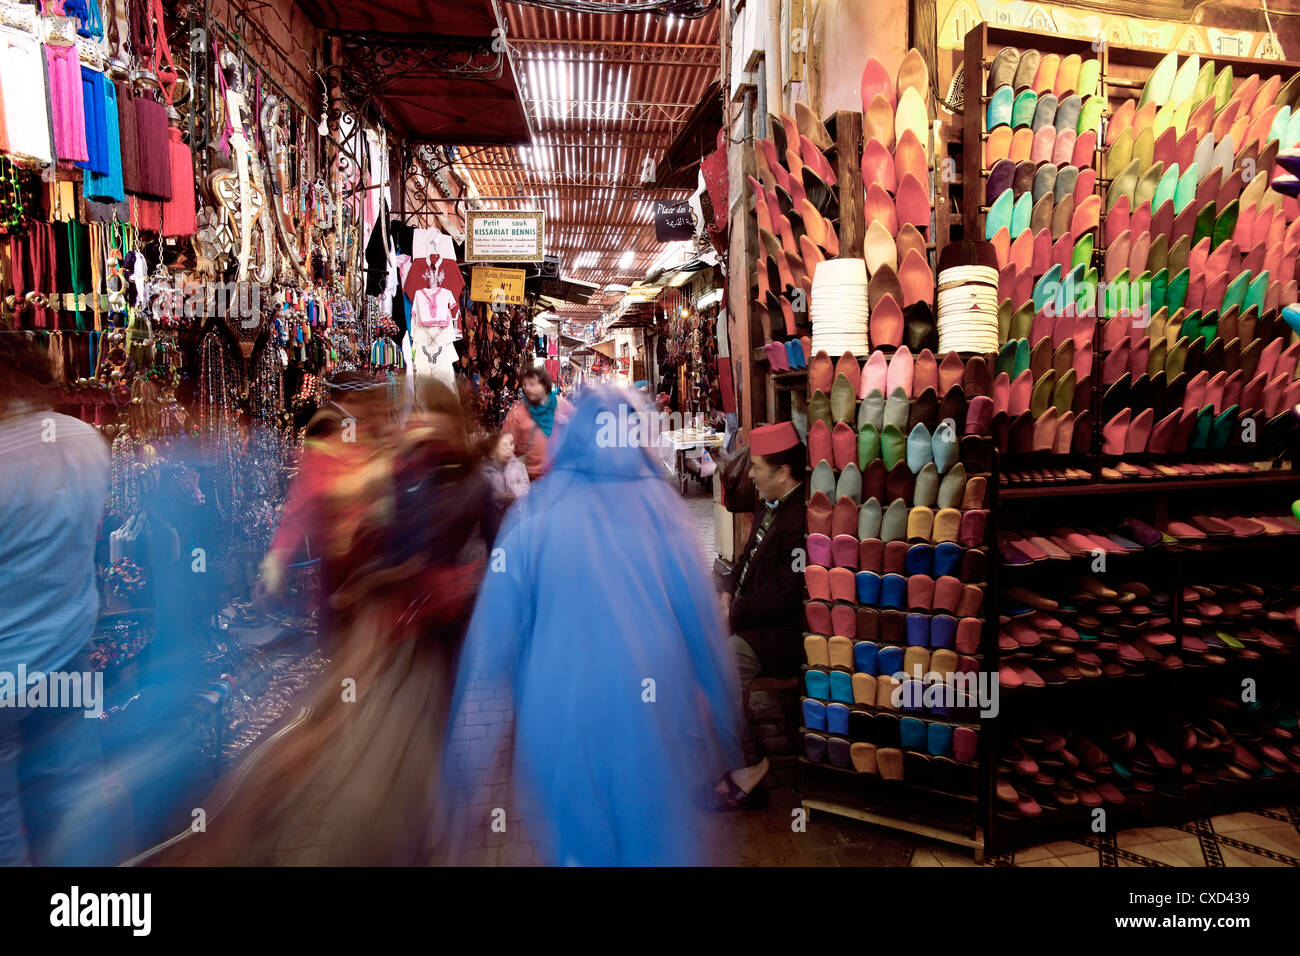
[447, 386, 742, 866]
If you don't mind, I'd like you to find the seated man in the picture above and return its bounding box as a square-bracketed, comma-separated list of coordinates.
[713, 422, 806, 809]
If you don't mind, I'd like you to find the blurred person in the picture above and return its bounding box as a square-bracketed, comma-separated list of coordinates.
[0, 331, 113, 865]
[257, 372, 391, 643]
[503, 366, 574, 481]
[168, 379, 495, 865]
[710, 423, 806, 810]
[478, 430, 530, 544]
[446, 387, 742, 865]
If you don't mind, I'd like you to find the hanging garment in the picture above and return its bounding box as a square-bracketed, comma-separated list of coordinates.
[411, 227, 456, 263]
[410, 319, 460, 388]
[0, 23, 53, 164]
[76, 65, 109, 175]
[44, 41, 89, 163]
[83, 76, 124, 202]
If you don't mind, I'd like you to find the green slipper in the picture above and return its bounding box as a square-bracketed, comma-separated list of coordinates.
[1167, 268, 1190, 313]
[1153, 163, 1180, 210]
[1108, 126, 1134, 176]
[1139, 52, 1178, 108]
[1193, 202, 1217, 246]
[986, 189, 1013, 240]
[1189, 405, 1215, 450]
[1057, 263, 1085, 313]
[1171, 54, 1200, 103]
[1220, 271, 1250, 314]
[1166, 336, 1190, 378]
[1077, 94, 1103, 135]
[1012, 89, 1038, 129]
[831, 372, 857, 423]
[880, 424, 907, 471]
[1011, 192, 1033, 236]
[1287, 110, 1300, 149]
[1053, 367, 1077, 414]
[1030, 371, 1055, 418]
[987, 84, 1014, 130]
[1174, 164, 1198, 213]
[1010, 302, 1034, 341]
[1014, 337, 1031, 378]
[1133, 126, 1155, 170]
[1243, 271, 1269, 314]
[1150, 268, 1169, 313]
[1212, 199, 1239, 249]
[996, 341, 1018, 377]
[1106, 158, 1140, 211]
[1212, 65, 1233, 111]
[858, 423, 881, 469]
[1077, 59, 1100, 99]
[1209, 405, 1238, 449]
[1193, 59, 1216, 104]
[997, 299, 1013, 344]
[1134, 161, 1165, 208]
[1072, 233, 1094, 271]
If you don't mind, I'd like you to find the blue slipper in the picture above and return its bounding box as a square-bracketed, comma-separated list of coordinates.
[802, 698, 827, 731]
[900, 716, 927, 750]
[829, 670, 855, 704]
[905, 543, 934, 575]
[927, 721, 954, 756]
[930, 614, 957, 649]
[933, 541, 962, 577]
[877, 645, 905, 679]
[804, 669, 830, 700]
[827, 702, 851, 736]
[826, 736, 852, 768]
[854, 640, 879, 674]
[881, 573, 906, 609]
[906, 612, 930, 647]
[856, 571, 882, 606]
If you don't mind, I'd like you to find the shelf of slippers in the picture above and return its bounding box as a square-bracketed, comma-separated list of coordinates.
[800, 343, 1001, 848]
[962, 25, 1108, 491]
[957, 21, 1300, 851]
[962, 23, 1300, 493]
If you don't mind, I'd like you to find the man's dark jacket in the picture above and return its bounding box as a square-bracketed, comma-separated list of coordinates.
[722, 488, 806, 677]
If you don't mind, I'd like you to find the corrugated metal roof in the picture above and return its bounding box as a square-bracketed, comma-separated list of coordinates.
[455, 3, 720, 324]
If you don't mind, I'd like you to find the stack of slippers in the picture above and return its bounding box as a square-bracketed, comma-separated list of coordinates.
[1179, 575, 1300, 663]
[998, 516, 1164, 567]
[1096, 330, 1300, 474]
[751, 103, 841, 339]
[983, 44, 1104, 341]
[1092, 53, 1300, 476]
[998, 576, 1181, 688]
[998, 706, 1300, 819]
[988, 268, 1096, 458]
[803, 340, 997, 796]
[861, 49, 938, 350]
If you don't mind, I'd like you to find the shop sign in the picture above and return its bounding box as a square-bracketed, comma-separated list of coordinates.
[654, 201, 697, 242]
[466, 211, 545, 262]
[470, 266, 527, 305]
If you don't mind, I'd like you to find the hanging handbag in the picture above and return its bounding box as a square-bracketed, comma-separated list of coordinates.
[718, 444, 755, 514]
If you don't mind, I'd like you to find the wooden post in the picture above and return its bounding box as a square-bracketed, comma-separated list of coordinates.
[833, 110, 864, 259]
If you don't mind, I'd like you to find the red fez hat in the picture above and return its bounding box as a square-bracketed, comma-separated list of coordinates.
[750, 422, 801, 456]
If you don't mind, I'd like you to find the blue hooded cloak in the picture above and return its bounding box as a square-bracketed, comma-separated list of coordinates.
[447, 386, 743, 865]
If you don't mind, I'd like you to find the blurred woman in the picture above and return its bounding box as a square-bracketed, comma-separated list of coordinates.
[445, 386, 742, 865]
[164, 379, 494, 865]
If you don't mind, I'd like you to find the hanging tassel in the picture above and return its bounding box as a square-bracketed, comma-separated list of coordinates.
[161, 126, 197, 237]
